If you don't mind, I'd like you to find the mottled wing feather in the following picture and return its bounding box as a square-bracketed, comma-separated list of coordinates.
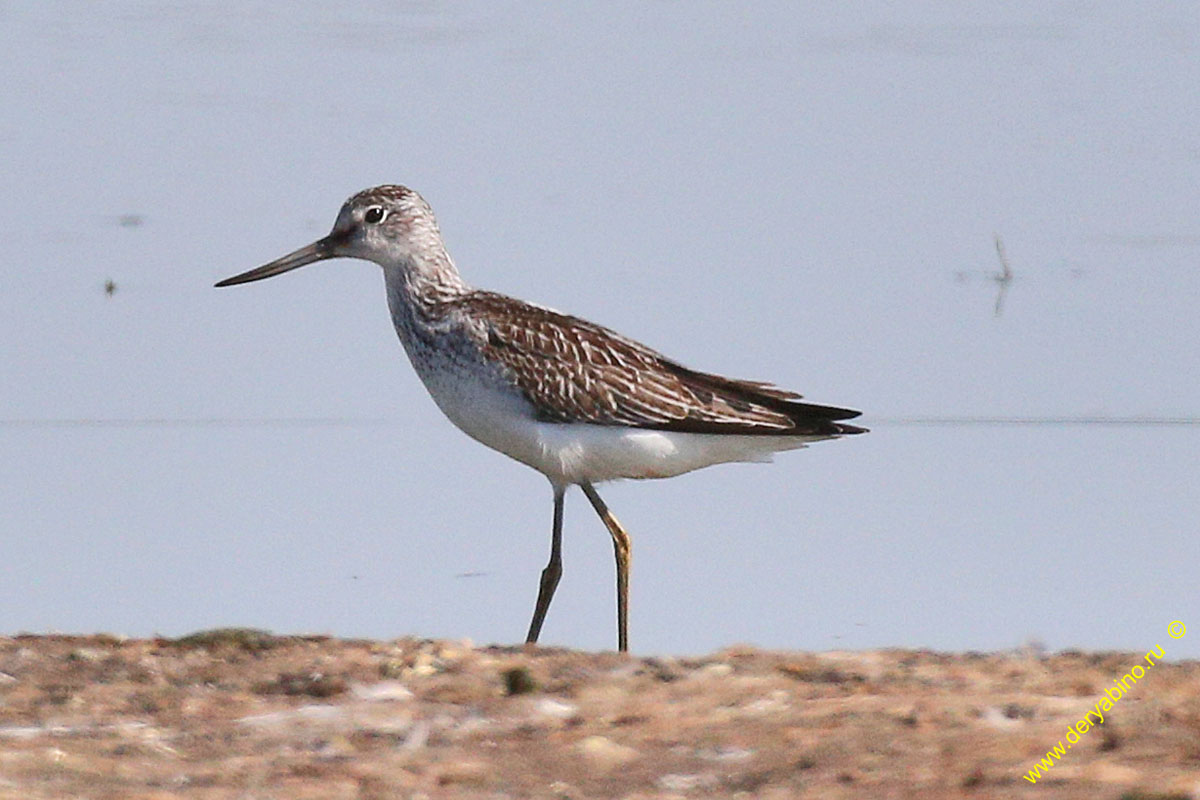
[457, 292, 863, 436]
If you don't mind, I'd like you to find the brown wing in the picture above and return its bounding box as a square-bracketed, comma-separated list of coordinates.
[457, 292, 864, 436]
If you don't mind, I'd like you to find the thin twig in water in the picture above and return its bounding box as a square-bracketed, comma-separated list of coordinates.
[991, 234, 1013, 316]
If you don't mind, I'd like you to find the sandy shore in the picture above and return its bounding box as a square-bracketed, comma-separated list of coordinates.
[0, 632, 1196, 799]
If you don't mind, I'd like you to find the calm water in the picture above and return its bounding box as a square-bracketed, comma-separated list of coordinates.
[1, 2, 1197, 656]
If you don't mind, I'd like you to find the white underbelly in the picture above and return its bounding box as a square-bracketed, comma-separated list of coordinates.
[533, 423, 821, 483]
[418, 367, 824, 485]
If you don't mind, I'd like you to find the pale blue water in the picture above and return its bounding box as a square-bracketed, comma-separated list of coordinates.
[1, 2, 1196, 656]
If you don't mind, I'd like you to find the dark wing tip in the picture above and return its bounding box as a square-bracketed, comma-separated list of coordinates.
[778, 402, 867, 436]
[807, 403, 862, 421]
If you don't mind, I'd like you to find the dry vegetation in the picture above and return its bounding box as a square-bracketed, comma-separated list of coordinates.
[0, 632, 1197, 799]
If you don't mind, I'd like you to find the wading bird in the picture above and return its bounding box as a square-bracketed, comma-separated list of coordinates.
[216, 185, 865, 651]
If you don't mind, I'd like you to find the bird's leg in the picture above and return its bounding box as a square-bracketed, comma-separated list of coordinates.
[525, 485, 565, 645]
[580, 482, 631, 653]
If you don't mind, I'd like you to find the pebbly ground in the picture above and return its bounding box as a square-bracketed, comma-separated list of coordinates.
[0, 633, 1197, 799]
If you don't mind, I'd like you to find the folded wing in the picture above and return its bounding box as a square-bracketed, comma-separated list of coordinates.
[461, 292, 866, 437]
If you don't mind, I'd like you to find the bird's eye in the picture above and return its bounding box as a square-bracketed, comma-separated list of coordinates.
[364, 206, 386, 224]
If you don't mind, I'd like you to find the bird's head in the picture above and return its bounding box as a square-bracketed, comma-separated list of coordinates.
[215, 185, 449, 287]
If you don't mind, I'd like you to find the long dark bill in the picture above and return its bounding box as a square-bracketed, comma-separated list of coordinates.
[214, 234, 342, 288]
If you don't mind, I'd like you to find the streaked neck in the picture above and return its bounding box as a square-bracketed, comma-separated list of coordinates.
[383, 248, 471, 337]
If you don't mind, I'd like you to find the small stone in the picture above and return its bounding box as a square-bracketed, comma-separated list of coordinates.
[743, 690, 790, 715]
[352, 681, 413, 702]
[409, 652, 439, 677]
[697, 746, 754, 762]
[693, 662, 733, 678]
[980, 707, 1021, 729]
[577, 735, 638, 770]
[534, 698, 578, 719]
[401, 720, 429, 752]
[658, 773, 717, 791]
[436, 640, 471, 661]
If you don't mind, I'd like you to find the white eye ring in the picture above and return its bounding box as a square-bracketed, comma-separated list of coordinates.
[364, 206, 387, 224]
